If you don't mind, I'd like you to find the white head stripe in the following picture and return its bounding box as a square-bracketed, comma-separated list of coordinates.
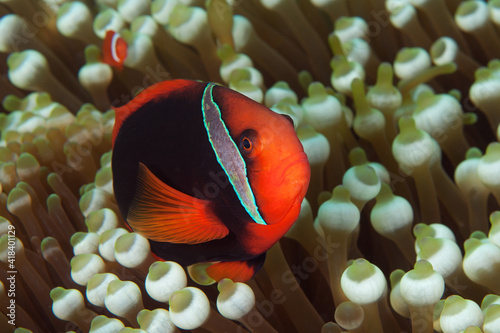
[201, 84, 267, 226]
[111, 33, 121, 63]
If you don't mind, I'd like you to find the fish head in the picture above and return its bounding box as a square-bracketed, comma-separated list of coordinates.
[214, 86, 310, 228]
[102, 30, 127, 70]
[240, 114, 311, 227]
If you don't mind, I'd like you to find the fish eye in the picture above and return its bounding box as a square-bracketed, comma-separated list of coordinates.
[239, 129, 260, 157]
[242, 137, 252, 151]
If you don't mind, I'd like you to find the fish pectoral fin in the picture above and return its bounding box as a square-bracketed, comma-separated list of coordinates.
[127, 162, 229, 244]
[206, 254, 266, 282]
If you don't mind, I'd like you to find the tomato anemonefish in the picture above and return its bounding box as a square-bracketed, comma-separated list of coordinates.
[111, 79, 310, 282]
[102, 30, 127, 70]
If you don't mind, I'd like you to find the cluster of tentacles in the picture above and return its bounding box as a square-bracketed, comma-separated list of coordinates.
[1, 0, 500, 332]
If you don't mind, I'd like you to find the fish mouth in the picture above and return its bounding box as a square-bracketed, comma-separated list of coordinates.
[281, 152, 310, 186]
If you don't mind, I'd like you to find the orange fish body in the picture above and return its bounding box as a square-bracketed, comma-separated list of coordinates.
[112, 79, 310, 282]
[102, 30, 127, 70]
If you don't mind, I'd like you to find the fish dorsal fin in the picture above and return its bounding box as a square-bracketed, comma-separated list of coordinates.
[112, 79, 198, 146]
[127, 163, 229, 244]
[201, 83, 267, 226]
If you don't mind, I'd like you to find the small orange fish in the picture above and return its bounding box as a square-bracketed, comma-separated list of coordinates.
[102, 30, 127, 70]
[112, 80, 310, 282]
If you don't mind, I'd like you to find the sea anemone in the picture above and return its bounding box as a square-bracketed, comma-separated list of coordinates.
[1, 0, 500, 332]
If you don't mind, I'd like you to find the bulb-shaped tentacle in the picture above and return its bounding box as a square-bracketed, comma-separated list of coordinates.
[392, 116, 439, 224]
[341, 259, 386, 333]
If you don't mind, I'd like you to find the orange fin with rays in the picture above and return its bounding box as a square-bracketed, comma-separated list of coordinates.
[127, 162, 229, 244]
[206, 255, 266, 282]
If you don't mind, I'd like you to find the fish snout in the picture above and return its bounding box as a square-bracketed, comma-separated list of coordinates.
[281, 152, 311, 196]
